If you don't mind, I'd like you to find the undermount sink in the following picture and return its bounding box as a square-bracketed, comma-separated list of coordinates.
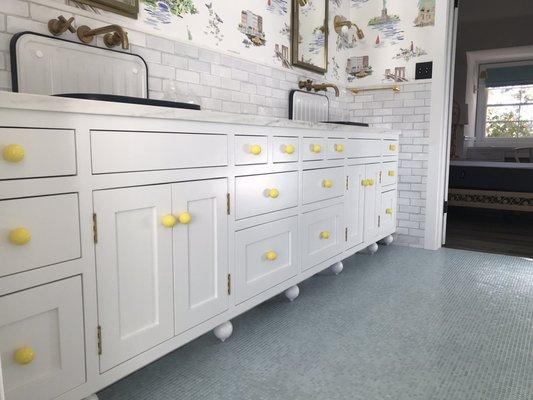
[321, 121, 369, 127]
[54, 93, 201, 110]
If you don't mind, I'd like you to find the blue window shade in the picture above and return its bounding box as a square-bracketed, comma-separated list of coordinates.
[485, 65, 533, 87]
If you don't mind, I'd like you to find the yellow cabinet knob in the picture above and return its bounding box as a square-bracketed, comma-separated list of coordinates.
[13, 347, 35, 365]
[266, 188, 280, 199]
[361, 179, 369, 187]
[3, 144, 25, 163]
[250, 144, 262, 155]
[388, 170, 396, 177]
[282, 144, 295, 154]
[178, 212, 192, 225]
[161, 214, 177, 228]
[367, 179, 375, 186]
[310, 143, 322, 153]
[265, 251, 278, 261]
[9, 227, 31, 245]
[319, 230, 331, 240]
[386, 208, 394, 215]
[389, 144, 397, 152]
[334, 143, 344, 153]
[322, 179, 333, 189]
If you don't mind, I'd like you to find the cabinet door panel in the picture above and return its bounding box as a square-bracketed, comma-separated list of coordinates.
[346, 165, 365, 249]
[380, 189, 397, 235]
[173, 179, 229, 333]
[363, 164, 382, 243]
[94, 185, 174, 372]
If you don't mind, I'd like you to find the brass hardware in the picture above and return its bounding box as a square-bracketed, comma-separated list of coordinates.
[345, 176, 349, 190]
[97, 326, 102, 355]
[333, 15, 364, 39]
[226, 193, 231, 215]
[48, 15, 76, 36]
[345, 227, 348, 242]
[349, 85, 401, 95]
[227, 274, 231, 295]
[378, 215, 381, 228]
[297, 0, 308, 5]
[298, 79, 340, 97]
[77, 24, 129, 49]
[92, 213, 98, 244]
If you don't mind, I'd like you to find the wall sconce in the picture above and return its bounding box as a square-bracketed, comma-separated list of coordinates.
[334, 15, 364, 40]
[297, 0, 309, 6]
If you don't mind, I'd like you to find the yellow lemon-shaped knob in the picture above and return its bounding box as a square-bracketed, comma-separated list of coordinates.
[388, 170, 396, 177]
[368, 179, 375, 186]
[13, 347, 35, 365]
[322, 179, 333, 189]
[267, 188, 280, 199]
[319, 231, 331, 240]
[386, 208, 394, 215]
[250, 144, 262, 155]
[161, 214, 177, 228]
[282, 144, 295, 154]
[265, 251, 278, 261]
[310, 143, 322, 153]
[334, 143, 344, 153]
[389, 144, 397, 152]
[361, 179, 368, 187]
[9, 227, 31, 245]
[178, 212, 192, 225]
[3, 144, 25, 163]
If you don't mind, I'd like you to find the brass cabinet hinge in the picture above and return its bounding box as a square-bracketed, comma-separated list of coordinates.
[378, 215, 381, 228]
[92, 213, 98, 244]
[226, 193, 231, 215]
[345, 176, 349, 190]
[227, 273, 231, 295]
[345, 227, 348, 242]
[97, 325, 102, 355]
[379, 171, 382, 183]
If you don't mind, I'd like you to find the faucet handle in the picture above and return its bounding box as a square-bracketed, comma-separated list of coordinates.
[48, 15, 75, 36]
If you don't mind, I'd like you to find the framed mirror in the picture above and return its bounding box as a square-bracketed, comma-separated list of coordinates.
[291, 0, 329, 74]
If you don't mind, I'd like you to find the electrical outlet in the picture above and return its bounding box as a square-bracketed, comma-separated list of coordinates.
[415, 61, 433, 80]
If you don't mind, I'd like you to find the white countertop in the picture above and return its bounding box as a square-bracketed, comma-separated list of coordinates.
[0, 91, 395, 135]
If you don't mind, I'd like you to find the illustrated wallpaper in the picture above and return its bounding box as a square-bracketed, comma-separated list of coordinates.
[71, 0, 436, 87]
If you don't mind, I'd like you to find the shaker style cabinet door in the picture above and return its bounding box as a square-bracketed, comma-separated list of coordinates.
[345, 165, 365, 249]
[172, 179, 229, 333]
[93, 185, 174, 372]
[363, 163, 383, 243]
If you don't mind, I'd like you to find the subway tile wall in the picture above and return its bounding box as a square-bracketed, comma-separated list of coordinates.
[0, 0, 430, 248]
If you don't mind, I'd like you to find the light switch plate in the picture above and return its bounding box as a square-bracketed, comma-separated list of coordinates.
[415, 62, 433, 80]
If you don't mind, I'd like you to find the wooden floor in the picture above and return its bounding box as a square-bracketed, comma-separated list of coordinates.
[445, 206, 533, 258]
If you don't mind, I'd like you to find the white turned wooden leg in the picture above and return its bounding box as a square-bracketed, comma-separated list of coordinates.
[284, 285, 300, 302]
[83, 395, 99, 400]
[330, 261, 344, 275]
[213, 321, 233, 342]
[367, 242, 379, 254]
[379, 235, 394, 246]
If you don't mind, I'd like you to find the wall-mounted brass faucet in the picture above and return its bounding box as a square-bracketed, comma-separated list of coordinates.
[76, 24, 129, 50]
[48, 15, 76, 36]
[299, 79, 340, 97]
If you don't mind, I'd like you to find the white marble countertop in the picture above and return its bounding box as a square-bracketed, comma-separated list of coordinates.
[0, 91, 396, 135]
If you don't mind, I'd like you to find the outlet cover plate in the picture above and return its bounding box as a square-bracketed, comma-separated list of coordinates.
[415, 61, 433, 80]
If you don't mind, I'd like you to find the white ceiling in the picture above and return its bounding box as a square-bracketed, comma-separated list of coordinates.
[459, 0, 533, 23]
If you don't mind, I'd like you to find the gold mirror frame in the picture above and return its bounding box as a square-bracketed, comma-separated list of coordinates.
[291, 0, 329, 74]
[74, 0, 139, 19]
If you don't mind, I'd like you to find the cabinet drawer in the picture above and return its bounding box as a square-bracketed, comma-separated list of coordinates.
[235, 135, 268, 165]
[301, 204, 344, 271]
[384, 140, 399, 157]
[0, 277, 85, 400]
[91, 130, 228, 173]
[382, 162, 398, 186]
[235, 171, 298, 219]
[380, 190, 397, 234]
[0, 128, 76, 180]
[235, 216, 298, 303]
[302, 167, 344, 205]
[0, 193, 81, 277]
[327, 138, 346, 160]
[346, 139, 381, 158]
[302, 137, 327, 161]
[273, 136, 298, 163]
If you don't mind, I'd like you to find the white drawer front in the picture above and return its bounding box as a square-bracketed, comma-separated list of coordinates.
[235, 171, 298, 219]
[0, 277, 85, 400]
[382, 162, 398, 186]
[302, 204, 344, 271]
[272, 136, 298, 163]
[91, 130, 228, 173]
[0, 193, 81, 277]
[235, 216, 298, 303]
[383, 139, 399, 157]
[346, 139, 381, 158]
[302, 137, 327, 161]
[235, 135, 268, 165]
[0, 128, 76, 180]
[326, 138, 346, 160]
[302, 167, 345, 205]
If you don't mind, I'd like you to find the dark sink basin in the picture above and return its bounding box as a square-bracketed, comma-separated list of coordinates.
[54, 93, 201, 110]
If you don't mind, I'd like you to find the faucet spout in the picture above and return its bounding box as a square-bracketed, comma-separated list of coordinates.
[77, 24, 129, 50]
[298, 79, 340, 97]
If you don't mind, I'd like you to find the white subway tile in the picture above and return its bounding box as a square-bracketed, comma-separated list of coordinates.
[0, 0, 29, 17]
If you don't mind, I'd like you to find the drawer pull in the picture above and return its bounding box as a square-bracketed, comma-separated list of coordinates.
[13, 347, 35, 365]
[282, 144, 296, 154]
[388, 170, 396, 177]
[361, 179, 369, 187]
[3, 144, 25, 163]
[266, 188, 280, 199]
[386, 208, 394, 215]
[161, 214, 177, 228]
[322, 179, 333, 189]
[265, 251, 278, 261]
[249, 144, 262, 155]
[319, 230, 331, 240]
[9, 227, 31, 245]
[310, 143, 322, 153]
[178, 212, 192, 225]
[389, 144, 397, 152]
[334, 143, 344, 153]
